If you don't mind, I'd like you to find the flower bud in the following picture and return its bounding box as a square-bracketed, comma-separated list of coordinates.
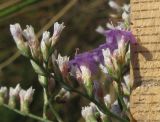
[0, 87, 7, 105]
[117, 36, 128, 65]
[9, 84, 21, 108]
[10, 24, 30, 57]
[51, 22, 65, 46]
[102, 48, 120, 79]
[112, 81, 118, 93]
[23, 25, 41, 60]
[80, 65, 93, 96]
[40, 31, 51, 62]
[55, 54, 69, 77]
[38, 75, 48, 87]
[30, 60, 45, 75]
[19, 87, 35, 113]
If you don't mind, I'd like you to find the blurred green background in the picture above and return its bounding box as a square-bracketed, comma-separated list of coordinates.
[0, 0, 127, 122]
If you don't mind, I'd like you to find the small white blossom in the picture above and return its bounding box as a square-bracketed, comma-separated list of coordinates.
[56, 54, 69, 75]
[80, 65, 91, 84]
[19, 87, 35, 103]
[53, 22, 65, 37]
[102, 48, 114, 70]
[51, 22, 65, 46]
[10, 23, 23, 41]
[10, 23, 30, 57]
[23, 25, 36, 42]
[40, 31, 51, 61]
[9, 84, 21, 108]
[9, 84, 21, 97]
[19, 87, 35, 113]
[42, 31, 50, 43]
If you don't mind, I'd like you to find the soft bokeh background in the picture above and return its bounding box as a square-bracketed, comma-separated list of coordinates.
[0, 0, 128, 122]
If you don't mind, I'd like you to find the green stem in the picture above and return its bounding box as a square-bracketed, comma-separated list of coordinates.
[48, 101, 63, 122]
[2, 104, 52, 122]
[43, 88, 48, 119]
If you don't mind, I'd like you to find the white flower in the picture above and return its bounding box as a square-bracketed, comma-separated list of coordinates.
[41, 31, 50, 44]
[102, 48, 114, 70]
[19, 87, 35, 113]
[10, 23, 30, 57]
[51, 22, 65, 46]
[53, 22, 65, 37]
[40, 31, 51, 61]
[23, 25, 36, 42]
[81, 106, 93, 119]
[19, 87, 35, 104]
[9, 84, 21, 108]
[9, 84, 21, 97]
[56, 54, 69, 74]
[10, 23, 23, 41]
[79, 65, 91, 84]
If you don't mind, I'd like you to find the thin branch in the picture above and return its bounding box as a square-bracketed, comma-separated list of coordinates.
[2, 104, 53, 122]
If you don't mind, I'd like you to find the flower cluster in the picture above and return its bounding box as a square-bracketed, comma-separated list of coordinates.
[8, 3, 136, 120]
[0, 84, 35, 113]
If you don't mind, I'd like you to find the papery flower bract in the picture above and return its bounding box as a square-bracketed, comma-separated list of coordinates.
[9, 84, 21, 108]
[23, 25, 41, 60]
[40, 31, 51, 61]
[0, 87, 7, 105]
[80, 65, 93, 96]
[51, 22, 65, 46]
[10, 23, 30, 57]
[56, 54, 69, 77]
[117, 36, 127, 64]
[19, 87, 35, 113]
[102, 48, 119, 78]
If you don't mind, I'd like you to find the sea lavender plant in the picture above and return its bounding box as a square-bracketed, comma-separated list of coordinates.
[1, 1, 136, 121]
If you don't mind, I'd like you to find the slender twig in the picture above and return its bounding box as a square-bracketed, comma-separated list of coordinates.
[2, 104, 52, 122]
[0, 0, 78, 70]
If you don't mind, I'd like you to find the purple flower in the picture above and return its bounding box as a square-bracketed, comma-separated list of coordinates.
[69, 29, 136, 74]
